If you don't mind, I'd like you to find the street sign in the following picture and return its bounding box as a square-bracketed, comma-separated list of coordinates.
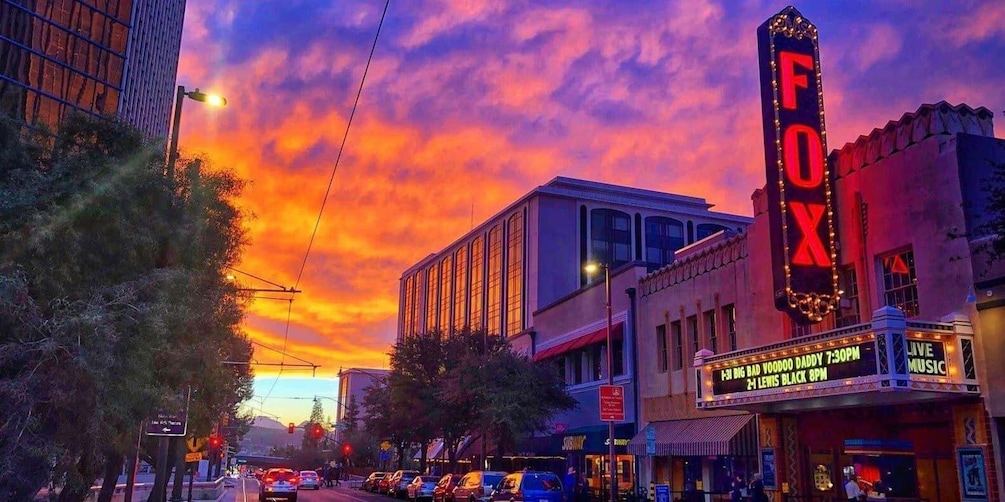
[187, 437, 207, 453]
[146, 388, 190, 437]
[655, 485, 670, 502]
[380, 440, 392, 451]
[185, 452, 202, 463]
[146, 410, 188, 436]
[599, 385, 625, 421]
[645, 424, 656, 456]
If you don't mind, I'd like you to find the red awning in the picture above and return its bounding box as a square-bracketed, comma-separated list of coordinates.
[533, 322, 624, 361]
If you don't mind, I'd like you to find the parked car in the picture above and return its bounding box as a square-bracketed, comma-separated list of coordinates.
[388, 470, 421, 498]
[491, 472, 563, 502]
[407, 476, 438, 501]
[259, 468, 299, 502]
[452, 471, 508, 502]
[364, 472, 389, 492]
[434, 474, 463, 502]
[298, 470, 320, 490]
[378, 473, 395, 495]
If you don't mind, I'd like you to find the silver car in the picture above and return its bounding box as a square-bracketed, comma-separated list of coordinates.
[299, 471, 321, 490]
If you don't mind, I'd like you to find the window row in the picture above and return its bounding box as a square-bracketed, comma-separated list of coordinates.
[582, 207, 734, 282]
[402, 211, 525, 338]
[654, 304, 737, 373]
[554, 339, 625, 386]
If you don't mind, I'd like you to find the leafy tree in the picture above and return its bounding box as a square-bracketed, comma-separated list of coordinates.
[441, 336, 577, 471]
[0, 115, 253, 501]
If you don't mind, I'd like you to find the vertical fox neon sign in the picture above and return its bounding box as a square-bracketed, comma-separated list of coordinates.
[757, 7, 840, 323]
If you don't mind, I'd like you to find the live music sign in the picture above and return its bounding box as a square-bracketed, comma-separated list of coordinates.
[599, 385, 625, 422]
[757, 6, 840, 324]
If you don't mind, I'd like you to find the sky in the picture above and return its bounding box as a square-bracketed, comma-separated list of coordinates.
[173, 0, 1005, 425]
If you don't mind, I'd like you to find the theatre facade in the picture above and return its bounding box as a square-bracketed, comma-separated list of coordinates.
[629, 7, 1005, 502]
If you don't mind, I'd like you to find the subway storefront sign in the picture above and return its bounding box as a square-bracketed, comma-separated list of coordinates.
[696, 311, 981, 410]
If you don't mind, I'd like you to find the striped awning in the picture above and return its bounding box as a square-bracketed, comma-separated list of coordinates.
[627, 414, 757, 457]
[533, 323, 624, 361]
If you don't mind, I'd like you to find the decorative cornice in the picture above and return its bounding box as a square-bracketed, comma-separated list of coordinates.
[640, 233, 748, 297]
[766, 6, 818, 40]
[830, 101, 995, 179]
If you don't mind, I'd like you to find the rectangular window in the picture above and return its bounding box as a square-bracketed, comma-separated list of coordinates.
[591, 344, 603, 381]
[613, 338, 624, 376]
[573, 351, 583, 384]
[469, 236, 484, 329]
[671, 321, 683, 370]
[791, 323, 812, 338]
[506, 213, 524, 335]
[453, 247, 468, 331]
[426, 264, 439, 332]
[439, 255, 453, 333]
[882, 249, 919, 317]
[486, 226, 503, 335]
[688, 315, 700, 357]
[706, 310, 717, 353]
[656, 324, 668, 373]
[835, 266, 861, 328]
[724, 305, 737, 351]
[402, 275, 414, 337]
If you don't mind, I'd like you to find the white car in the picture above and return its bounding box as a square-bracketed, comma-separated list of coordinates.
[299, 471, 321, 490]
[259, 469, 299, 502]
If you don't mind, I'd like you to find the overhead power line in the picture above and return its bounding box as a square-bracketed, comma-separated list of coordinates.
[293, 0, 391, 289]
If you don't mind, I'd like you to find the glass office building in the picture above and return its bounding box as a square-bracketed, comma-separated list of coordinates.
[0, 0, 185, 138]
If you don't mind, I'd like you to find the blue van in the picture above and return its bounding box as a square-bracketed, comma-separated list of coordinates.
[491, 472, 563, 502]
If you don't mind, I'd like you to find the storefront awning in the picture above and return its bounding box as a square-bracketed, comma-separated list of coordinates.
[627, 414, 757, 457]
[534, 322, 624, 361]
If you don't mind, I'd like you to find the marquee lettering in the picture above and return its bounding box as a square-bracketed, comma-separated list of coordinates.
[779, 51, 813, 110]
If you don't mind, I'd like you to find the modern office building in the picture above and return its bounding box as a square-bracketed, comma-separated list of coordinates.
[630, 102, 1005, 502]
[0, 0, 186, 138]
[397, 176, 753, 348]
[334, 367, 389, 441]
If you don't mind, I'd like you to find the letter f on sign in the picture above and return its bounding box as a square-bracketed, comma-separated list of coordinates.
[779, 51, 814, 110]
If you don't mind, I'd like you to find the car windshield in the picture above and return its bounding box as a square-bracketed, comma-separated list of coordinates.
[267, 471, 297, 482]
[484, 475, 504, 487]
[522, 474, 562, 491]
[374, 473, 387, 478]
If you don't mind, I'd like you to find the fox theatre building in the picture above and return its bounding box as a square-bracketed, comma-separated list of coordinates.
[679, 6, 1005, 502]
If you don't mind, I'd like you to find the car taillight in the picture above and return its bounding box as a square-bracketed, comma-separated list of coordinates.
[292, 477, 300, 485]
[264, 477, 275, 484]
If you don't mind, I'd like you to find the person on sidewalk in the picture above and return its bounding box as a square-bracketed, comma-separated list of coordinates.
[334, 462, 343, 487]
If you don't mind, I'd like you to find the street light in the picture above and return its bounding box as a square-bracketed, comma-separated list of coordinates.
[585, 262, 616, 502]
[167, 85, 227, 180]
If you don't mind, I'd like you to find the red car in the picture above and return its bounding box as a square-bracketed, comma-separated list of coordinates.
[434, 474, 463, 502]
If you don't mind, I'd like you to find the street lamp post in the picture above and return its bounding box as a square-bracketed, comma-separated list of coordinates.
[585, 263, 617, 502]
[167, 85, 227, 180]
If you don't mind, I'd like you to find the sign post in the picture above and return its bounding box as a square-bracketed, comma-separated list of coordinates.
[655, 485, 670, 502]
[645, 424, 656, 456]
[599, 385, 625, 421]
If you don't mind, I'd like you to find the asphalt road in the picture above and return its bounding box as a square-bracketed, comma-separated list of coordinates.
[228, 478, 395, 502]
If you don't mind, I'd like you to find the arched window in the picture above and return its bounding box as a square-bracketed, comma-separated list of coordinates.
[590, 208, 631, 269]
[486, 225, 503, 335]
[425, 263, 439, 332]
[506, 212, 525, 335]
[696, 223, 728, 240]
[453, 246, 468, 331]
[469, 236, 484, 329]
[645, 216, 685, 269]
[439, 255, 453, 333]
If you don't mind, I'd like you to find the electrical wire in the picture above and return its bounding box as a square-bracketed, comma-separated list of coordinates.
[293, 0, 391, 290]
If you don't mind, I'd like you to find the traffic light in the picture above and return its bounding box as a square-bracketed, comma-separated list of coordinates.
[342, 443, 353, 456]
[208, 435, 222, 449]
[288, 422, 295, 434]
[312, 423, 324, 439]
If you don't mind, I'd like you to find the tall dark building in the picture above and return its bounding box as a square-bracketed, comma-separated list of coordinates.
[0, 0, 186, 138]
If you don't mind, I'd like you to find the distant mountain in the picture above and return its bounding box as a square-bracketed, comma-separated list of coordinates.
[251, 416, 286, 430]
[240, 422, 300, 455]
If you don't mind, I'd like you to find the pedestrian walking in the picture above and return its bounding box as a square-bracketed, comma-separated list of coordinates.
[334, 462, 343, 487]
[731, 476, 744, 502]
[564, 467, 577, 502]
[749, 473, 767, 502]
